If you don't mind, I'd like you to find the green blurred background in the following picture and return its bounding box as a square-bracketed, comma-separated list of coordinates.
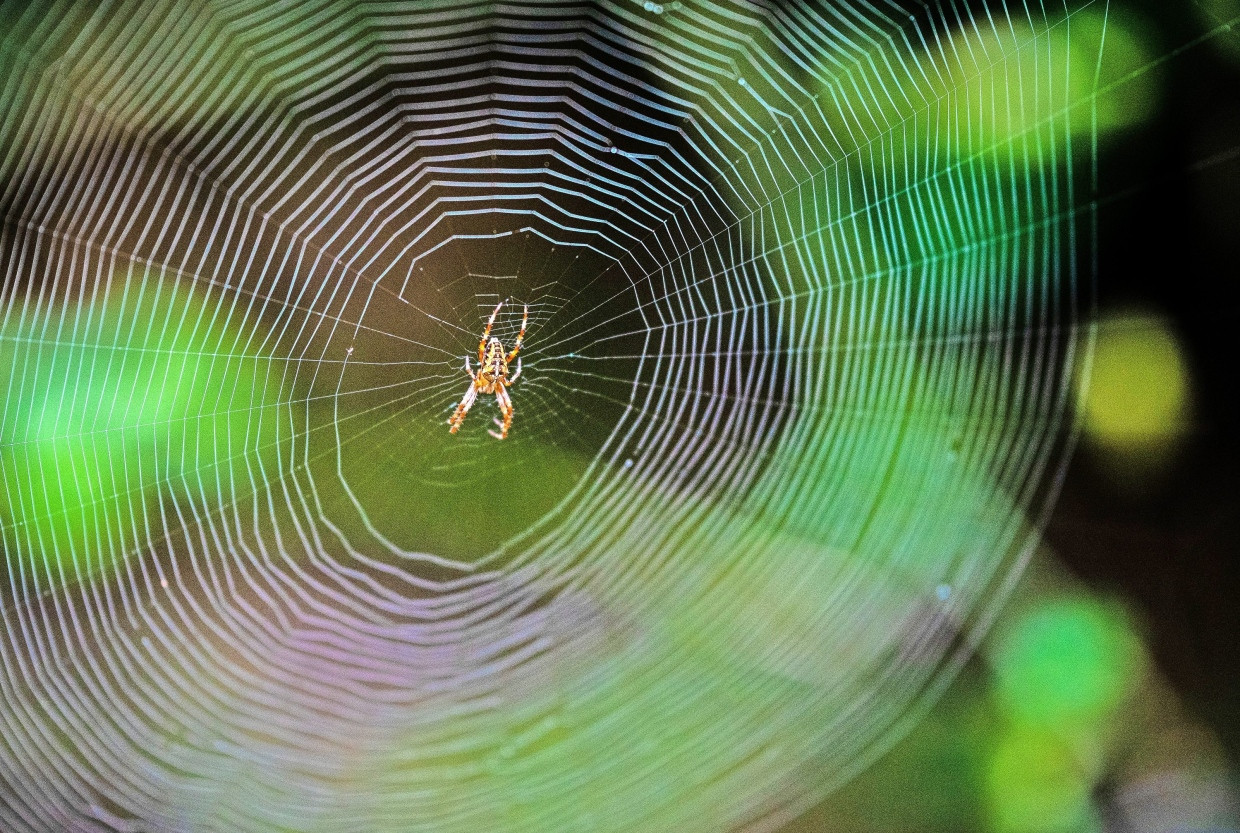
[783, 0, 1240, 829]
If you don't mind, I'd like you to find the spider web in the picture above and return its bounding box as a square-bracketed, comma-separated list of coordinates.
[0, 0, 1095, 831]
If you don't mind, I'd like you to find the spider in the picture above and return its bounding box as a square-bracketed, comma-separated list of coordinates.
[448, 300, 528, 439]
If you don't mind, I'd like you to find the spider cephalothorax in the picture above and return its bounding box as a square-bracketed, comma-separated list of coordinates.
[448, 301, 528, 439]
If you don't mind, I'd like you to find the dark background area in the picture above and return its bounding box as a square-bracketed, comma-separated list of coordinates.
[1044, 0, 1240, 760]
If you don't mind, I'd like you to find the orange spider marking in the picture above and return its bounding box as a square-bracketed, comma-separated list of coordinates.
[448, 300, 528, 439]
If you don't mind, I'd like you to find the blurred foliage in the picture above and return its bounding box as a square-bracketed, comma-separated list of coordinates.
[1, 270, 282, 588]
[1076, 310, 1193, 483]
[991, 596, 1145, 732]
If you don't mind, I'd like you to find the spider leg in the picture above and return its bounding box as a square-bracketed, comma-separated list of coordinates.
[507, 357, 521, 384]
[480, 300, 503, 363]
[505, 304, 528, 363]
[464, 355, 476, 380]
[448, 383, 479, 434]
[488, 384, 513, 440]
